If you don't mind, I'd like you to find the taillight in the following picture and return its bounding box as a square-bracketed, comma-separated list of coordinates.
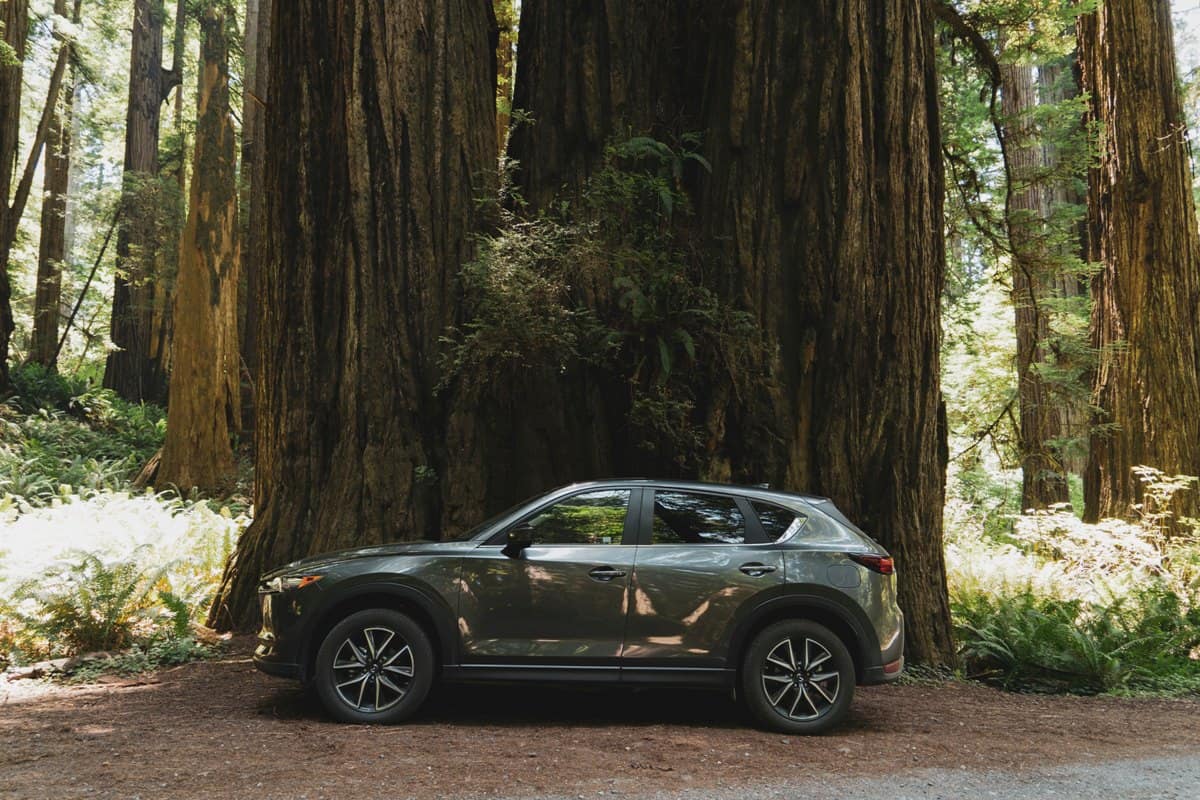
[848, 553, 894, 575]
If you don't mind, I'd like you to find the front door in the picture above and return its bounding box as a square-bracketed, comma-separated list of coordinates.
[457, 487, 637, 664]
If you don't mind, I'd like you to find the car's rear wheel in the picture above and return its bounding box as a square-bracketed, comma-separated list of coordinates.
[314, 608, 434, 724]
[741, 619, 855, 734]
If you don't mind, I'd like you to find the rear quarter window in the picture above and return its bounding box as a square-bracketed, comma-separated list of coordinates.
[751, 501, 805, 542]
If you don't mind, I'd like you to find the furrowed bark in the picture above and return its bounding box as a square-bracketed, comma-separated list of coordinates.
[1079, 0, 1200, 522]
[210, 0, 497, 630]
[157, 3, 240, 494]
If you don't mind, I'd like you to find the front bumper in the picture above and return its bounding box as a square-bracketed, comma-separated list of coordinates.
[252, 589, 307, 682]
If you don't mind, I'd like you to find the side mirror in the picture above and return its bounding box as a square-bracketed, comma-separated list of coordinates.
[502, 523, 535, 558]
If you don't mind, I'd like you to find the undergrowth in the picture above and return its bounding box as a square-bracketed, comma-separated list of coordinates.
[946, 467, 1200, 697]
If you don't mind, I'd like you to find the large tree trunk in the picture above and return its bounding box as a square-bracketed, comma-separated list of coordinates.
[238, 0, 270, 435]
[0, 0, 28, 390]
[1079, 0, 1200, 522]
[157, 3, 240, 493]
[29, 0, 82, 369]
[1000, 63, 1070, 510]
[103, 0, 183, 404]
[693, 0, 954, 665]
[506, 0, 703, 210]
[210, 0, 497, 630]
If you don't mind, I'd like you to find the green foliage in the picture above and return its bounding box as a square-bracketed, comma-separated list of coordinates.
[65, 637, 215, 682]
[11, 551, 162, 655]
[0, 365, 165, 509]
[947, 474, 1200, 697]
[445, 136, 760, 466]
[953, 584, 1200, 695]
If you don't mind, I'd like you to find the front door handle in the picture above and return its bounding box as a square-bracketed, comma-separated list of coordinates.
[739, 562, 777, 577]
[588, 566, 627, 582]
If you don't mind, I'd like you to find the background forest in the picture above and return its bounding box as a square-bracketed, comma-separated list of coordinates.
[1, 0, 1199, 698]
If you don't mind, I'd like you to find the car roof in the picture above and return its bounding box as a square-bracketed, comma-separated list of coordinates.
[559, 478, 831, 504]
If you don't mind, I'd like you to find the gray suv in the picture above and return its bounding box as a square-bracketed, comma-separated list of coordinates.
[253, 480, 904, 734]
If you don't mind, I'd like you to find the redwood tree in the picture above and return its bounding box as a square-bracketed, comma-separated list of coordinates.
[29, 0, 83, 369]
[157, 2, 239, 493]
[210, 0, 497, 629]
[0, 0, 28, 389]
[103, 0, 184, 404]
[1079, 0, 1200, 521]
[694, 0, 954, 664]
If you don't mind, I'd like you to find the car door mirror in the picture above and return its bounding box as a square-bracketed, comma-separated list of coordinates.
[503, 523, 535, 558]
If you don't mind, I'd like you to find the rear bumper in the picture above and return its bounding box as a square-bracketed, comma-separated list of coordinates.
[861, 610, 904, 685]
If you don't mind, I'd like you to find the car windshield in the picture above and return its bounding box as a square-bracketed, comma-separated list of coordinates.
[444, 492, 544, 542]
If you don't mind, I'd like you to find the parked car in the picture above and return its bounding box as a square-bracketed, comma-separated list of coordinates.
[253, 479, 904, 733]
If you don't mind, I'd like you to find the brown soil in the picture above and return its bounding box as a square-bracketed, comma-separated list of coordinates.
[2, 637, 1198, 800]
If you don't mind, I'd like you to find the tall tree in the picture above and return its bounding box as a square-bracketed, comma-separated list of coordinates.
[495, 0, 955, 664]
[238, 0, 270, 432]
[0, 0, 28, 390]
[694, 0, 954, 664]
[157, 2, 239, 493]
[103, 0, 185, 404]
[1001, 62, 1070, 510]
[210, 0, 497, 629]
[1078, 0, 1200, 521]
[0, 0, 71, 387]
[29, 0, 83, 369]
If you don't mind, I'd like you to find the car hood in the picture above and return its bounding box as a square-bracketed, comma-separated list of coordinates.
[262, 540, 457, 580]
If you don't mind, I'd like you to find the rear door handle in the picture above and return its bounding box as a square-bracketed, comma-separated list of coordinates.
[588, 566, 627, 582]
[739, 562, 777, 577]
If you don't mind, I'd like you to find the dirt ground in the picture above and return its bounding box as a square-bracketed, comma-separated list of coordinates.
[2, 638, 1199, 800]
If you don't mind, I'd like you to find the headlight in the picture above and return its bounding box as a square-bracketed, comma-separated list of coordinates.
[266, 574, 324, 592]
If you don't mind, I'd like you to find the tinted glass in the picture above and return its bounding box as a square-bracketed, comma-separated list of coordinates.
[650, 491, 746, 544]
[523, 489, 630, 545]
[751, 501, 802, 542]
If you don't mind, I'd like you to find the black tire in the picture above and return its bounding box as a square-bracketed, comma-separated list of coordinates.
[741, 619, 855, 734]
[313, 608, 435, 724]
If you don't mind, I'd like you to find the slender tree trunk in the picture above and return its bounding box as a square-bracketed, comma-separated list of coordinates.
[210, 0, 497, 630]
[0, 0, 28, 390]
[1079, 0, 1200, 522]
[2, 0, 71, 384]
[29, 0, 82, 369]
[1000, 63, 1069, 510]
[1037, 55, 1089, 478]
[103, 0, 184, 404]
[239, 0, 269, 436]
[157, 3, 239, 493]
[693, 0, 954, 665]
[493, 0, 516, 152]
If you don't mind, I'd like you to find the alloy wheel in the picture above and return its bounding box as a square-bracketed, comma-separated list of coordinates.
[760, 636, 841, 721]
[331, 625, 415, 713]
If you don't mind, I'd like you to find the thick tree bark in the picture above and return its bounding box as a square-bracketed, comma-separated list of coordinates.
[238, 0, 269, 434]
[0, 0, 28, 390]
[506, 0, 703, 210]
[29, 0, 82, 369]
[1000, 63, 1069, 510]
[1079, 0, 1200, 522]
[210, 0, 497, 630]
[157, 4, 240, 493]
[694, 0, 954, 665]
[103, 0, 184, 404]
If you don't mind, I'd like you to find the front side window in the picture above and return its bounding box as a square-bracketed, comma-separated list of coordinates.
[521, 489, 631, 545]
[650, 491, 746, 544]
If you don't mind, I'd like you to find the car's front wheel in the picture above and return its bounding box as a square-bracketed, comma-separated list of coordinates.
[313, 608, 434, 724]
[741, 619, 855, 734]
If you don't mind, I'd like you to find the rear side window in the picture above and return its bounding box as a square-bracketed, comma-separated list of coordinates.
[650, 491, 746, 544]
[751, 501, 803, 542]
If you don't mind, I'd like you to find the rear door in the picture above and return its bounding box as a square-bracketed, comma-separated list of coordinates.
[623, 488, 786, 668]
[457, 487, 638, 665]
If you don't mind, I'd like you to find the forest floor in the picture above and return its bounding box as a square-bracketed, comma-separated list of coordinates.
[2, 638, 1199, 800]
